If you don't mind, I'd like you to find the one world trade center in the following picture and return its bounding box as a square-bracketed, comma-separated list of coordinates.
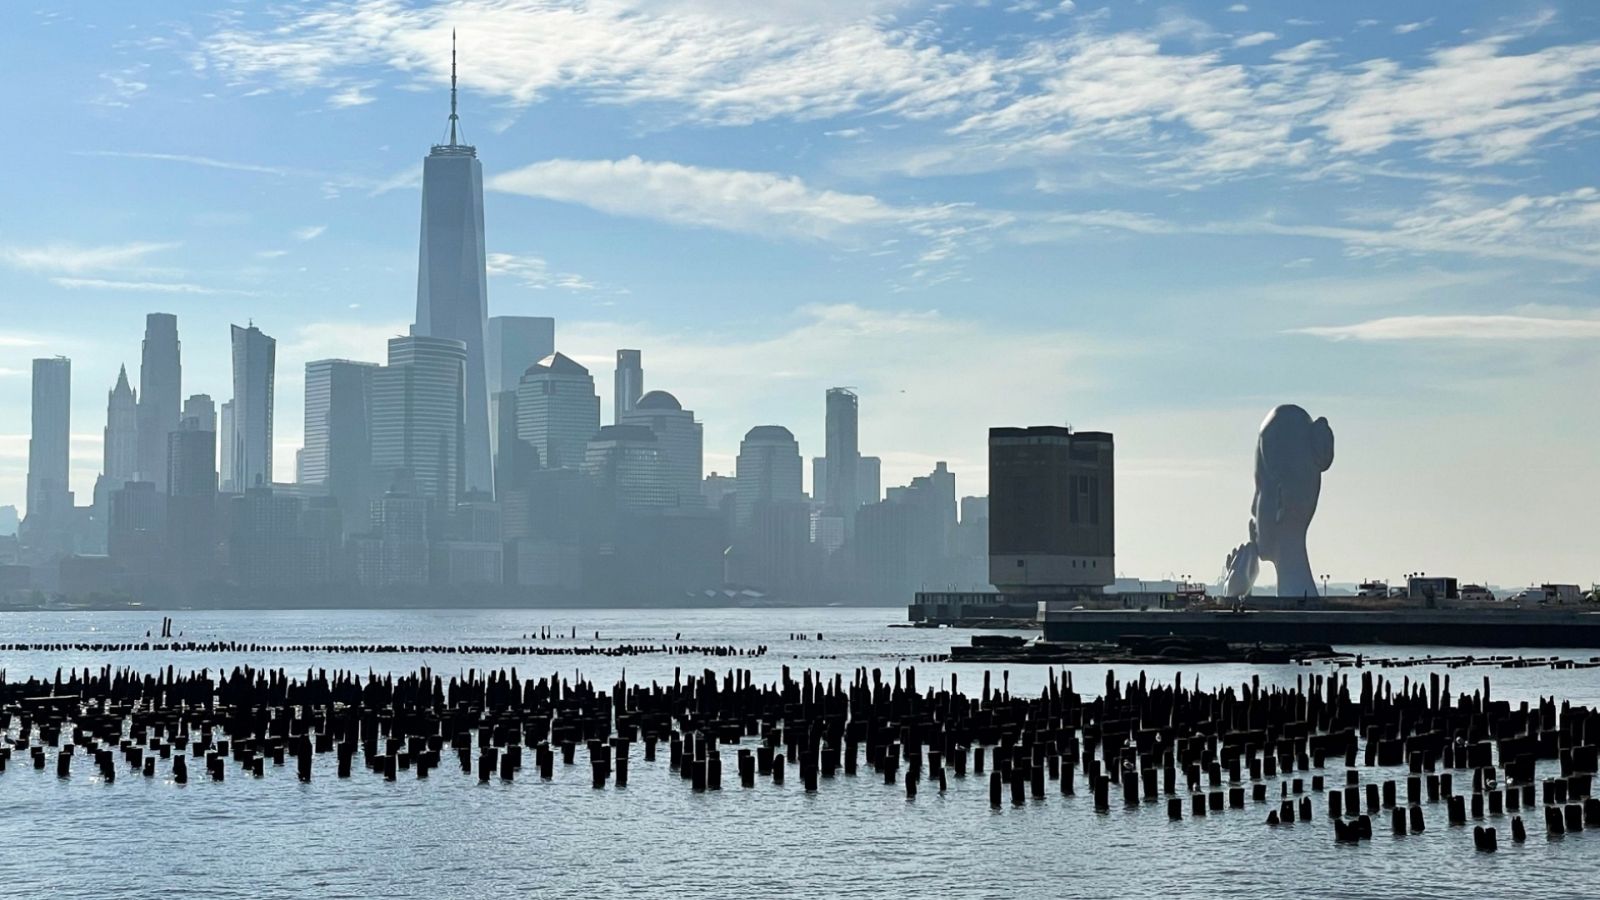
[414, 32, 492, 498]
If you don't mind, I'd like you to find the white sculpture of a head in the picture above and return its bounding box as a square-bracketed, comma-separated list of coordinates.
[1251, 404, 1334, 597]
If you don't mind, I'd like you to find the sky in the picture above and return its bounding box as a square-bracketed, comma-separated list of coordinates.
[0, 0, 1596, 587]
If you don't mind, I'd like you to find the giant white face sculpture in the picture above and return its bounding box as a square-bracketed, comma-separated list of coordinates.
[1220, 404, 1334, 598]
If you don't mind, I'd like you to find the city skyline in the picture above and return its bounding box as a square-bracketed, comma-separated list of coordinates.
[1, 3, 1598, 585]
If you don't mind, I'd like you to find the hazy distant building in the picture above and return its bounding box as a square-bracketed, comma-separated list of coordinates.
[356, 492, 431, 587]
[614, 349, 642, 424]
[0, 506, 18, 537]
[583, 424, 675, 511]
[167, 416, 218, 584]
[735, 426, 803, 529]
[823, 388, 860, 523]
[24, 357, 72, 537]
[108, 480, 162, 578]
[102, 365, 139, 492]
[414, 45, 492, 499]
[486, 315, 555, 488]
[516, 352, 600, 470]
[229, 323, 276, 491]
[219, 400, 236, 492]
[989, 427, 1114, 591]
[859, 455, 881, 506]
[371, 335, 466, 510]
[619, 390, 703, 506]
[303, 359, 378, 532]
[229, 487, 301, 586]
[183, 394, 216, 433]
[136, 313, 181, 491]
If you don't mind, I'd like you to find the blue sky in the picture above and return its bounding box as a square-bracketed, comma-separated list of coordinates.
[1, 0, 1597, 586]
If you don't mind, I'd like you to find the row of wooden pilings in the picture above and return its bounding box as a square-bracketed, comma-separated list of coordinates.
[4, 663, 1599, 851]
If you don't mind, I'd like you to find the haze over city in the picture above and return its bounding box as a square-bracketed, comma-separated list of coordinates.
[2, 1, 1597, 587]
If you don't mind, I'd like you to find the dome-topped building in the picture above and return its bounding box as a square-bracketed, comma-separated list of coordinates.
[618, 389, 703, 507]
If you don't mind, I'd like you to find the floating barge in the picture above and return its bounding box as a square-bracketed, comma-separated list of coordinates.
[1039, 604, 1600, 648]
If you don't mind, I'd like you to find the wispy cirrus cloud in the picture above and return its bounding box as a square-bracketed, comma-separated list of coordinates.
[486, 252, 598, 292]
[0, 241, 179, 275]
[489, 155, 967, 242]
[49, 277, 259, 296]
[1292, 314, 1600, 341]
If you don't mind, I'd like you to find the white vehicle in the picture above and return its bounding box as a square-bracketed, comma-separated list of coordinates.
[1505, 586, 1544, 605]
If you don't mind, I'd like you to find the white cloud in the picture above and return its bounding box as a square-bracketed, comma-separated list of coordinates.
[49, 277, 258, 296]
[1316, 40, 1600, 164]
[1292, 314, 1600, 341]
[294, 224, 328, 241]
[1392, 20, 1432, 35]
[0, 241, 179, 275]
[328, 83, 376, 107]
[486, 252, 599, 292]
[74, 150, 292, 176]
[490, 155, 958, 241]
[1232, 31, 1278, 48]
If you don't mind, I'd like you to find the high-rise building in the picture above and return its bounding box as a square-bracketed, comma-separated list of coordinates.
[988, 426, 1114, 591]
[486, 315, 555, 486]
[102, 365, 139, 491]
[824, 388, 860, 521]
[136, 313, 181, 491]
[182, 394, 216, 434]
[25, 357, 72, 534]
[229, 323, 276, 491]
[619, 390, 703, 507]
[108, 480, 163, 581]
[614, 349, 642, 424]
[303, 359, 378, 531]
[371, 335, 467, 509]
[516, 352, 599, 470]
[167, 415, 218, 584]
[414, 36, 491, 498]
[859, 455, 882, 506]
[218, 400, 236, 492]
[583, 424, 675, 511]
[229, 487, 301, 586]
[734, 425, 804, 529]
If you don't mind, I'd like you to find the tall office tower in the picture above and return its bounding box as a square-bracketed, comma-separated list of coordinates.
[618, 390, 703, 506]
[823, 388, 860, 520]
[303, 359, 378, 531]
[371, 335, 467, 509]
[414, 34, 491, 498]
[136, 313, 181, 491]
[583, 424, 675, 510]
[810, 456, 826, 503]
[486, 315, 555, 484]
[218, 401, 236, 492]
[168, 413, 219, 582]
[107, 480, 164, 581]
[24, 357, 72, 532]
[229, 323, 276, 491]
[734, 426, 804, 529]
[182, 394, 216, 433]
[515, 352, 600, 470]
[858, 455, 882, 506]
[613, 349, 643, 424]
[988, 427, 1114, 591]
[102, 365, 139, 491]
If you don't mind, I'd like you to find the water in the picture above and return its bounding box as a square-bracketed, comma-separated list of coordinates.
[2, 608, 1598, 899]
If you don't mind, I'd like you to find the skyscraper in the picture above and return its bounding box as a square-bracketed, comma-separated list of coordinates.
[102, 365, 139, 491]
[24, 357, 72, 531]
[824, 388, 860, 520]
[219, 400, 236, 492]
[614, 349, 642, 424]
[414, 34, 491, 497]
[229, 323, 276, 490]
[303, 359, 378, 530]
[516, 352, 600, 470]
[183, 394, 217, 433]
[371, 335, 467, 508]
[583, 424, 675, 511]
[486, 315, 555, 488]
[619, 390, 703, 507]
[735, 425, 804, 529]
[136, 313, 181, 491]
[988, 426, 1114, 591]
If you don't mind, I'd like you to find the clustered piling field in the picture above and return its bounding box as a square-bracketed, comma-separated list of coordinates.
[4, 663, 1599, 852]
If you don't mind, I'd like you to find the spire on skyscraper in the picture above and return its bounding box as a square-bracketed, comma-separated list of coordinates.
[449, 29, 459, 146]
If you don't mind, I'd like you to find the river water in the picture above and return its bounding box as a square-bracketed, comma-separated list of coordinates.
[1, 608, 1597, 899]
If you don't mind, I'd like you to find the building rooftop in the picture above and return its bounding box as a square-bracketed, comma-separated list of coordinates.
[635, 390, 682, 411]
[524, 351, 589, 378]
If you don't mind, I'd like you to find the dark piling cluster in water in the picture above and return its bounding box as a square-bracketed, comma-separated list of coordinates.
[2, 664, 1597, 852]
[0, 642, 765, 658]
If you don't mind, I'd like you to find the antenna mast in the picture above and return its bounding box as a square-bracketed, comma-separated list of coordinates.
[448, 29, 459, 145]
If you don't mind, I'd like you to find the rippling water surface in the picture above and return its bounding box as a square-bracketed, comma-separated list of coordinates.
[2, 608, 1598, 899]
